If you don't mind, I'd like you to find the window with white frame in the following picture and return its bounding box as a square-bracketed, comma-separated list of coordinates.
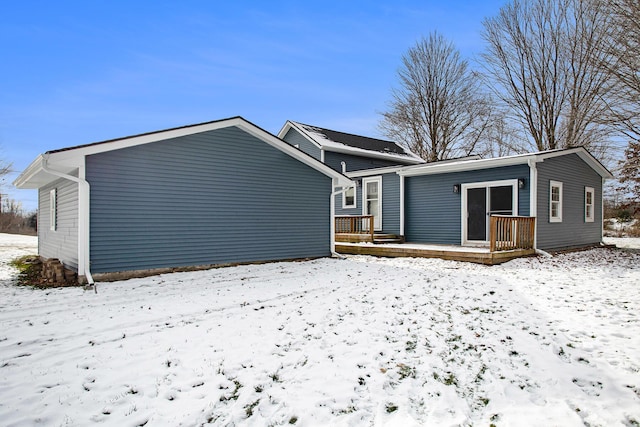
[549, 181, 563, 222]
[342, 186, 356, 208]
[49, 188, 57, 231]
[585, 186, 595, 222]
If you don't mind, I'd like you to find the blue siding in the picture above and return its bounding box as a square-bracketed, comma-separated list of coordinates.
[536, 154, 603, 250]
[405, 165, 530, 244]
[282, 128, 322, 161]
[324, 151, 410, 173]
[86, 126, 332, 273]
[382, 173, 401, 234]
[334, 172, 401, 234]
[39, 177, 79, 271]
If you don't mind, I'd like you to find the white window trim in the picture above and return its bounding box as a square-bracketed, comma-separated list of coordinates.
[549, 180, 563, 223]
[342, 186, 356, 209]
[585, 186, 595, 223]
[49, 188, 57, 231]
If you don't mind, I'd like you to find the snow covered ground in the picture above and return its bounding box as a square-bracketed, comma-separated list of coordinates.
[605, 236, 640, 249]
[0, 233, 639, 426]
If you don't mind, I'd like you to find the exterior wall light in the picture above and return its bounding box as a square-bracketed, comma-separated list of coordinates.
[518, 178, 526, 189]
[453, 184, 460, 194]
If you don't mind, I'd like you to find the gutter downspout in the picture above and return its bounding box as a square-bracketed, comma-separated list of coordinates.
[600, 176, 606, 246]
[330, 179, 351, 258]
[528, 159, 550, 258]
[399, 174, 405, 237]
[41, 155, 95, 289]
[528, 158, 539, 250]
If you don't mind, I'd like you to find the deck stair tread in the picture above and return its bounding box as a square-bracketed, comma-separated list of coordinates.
[335, 232, 404, 244]
[373, 237, 405, 244]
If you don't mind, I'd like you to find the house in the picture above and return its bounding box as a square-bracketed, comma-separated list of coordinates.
[335, 147, 613, 252]
[13, 117, 352, 284]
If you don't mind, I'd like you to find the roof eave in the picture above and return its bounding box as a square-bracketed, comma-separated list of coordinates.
[322, 144, 424, 164]
[14, 117, 354, 190]
[346, 165, 407, 178]
[13, 155, 44, 189]
[397, 147, 614, 179]
[276, 121, 323, 150]
[398, 155, 533, 177]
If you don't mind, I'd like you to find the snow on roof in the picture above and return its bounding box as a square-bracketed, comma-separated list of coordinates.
[299, 123, 407, 154]
[282, 121, 424, 164]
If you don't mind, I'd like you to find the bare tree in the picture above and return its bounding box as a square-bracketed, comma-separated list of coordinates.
[618, 140, 640, 211]
[481, 0, 616, 157]
[0, 158, 10, 183]
[477, 109, 531, 158]
[0, 196, 36, 234]
[379, 32, 495, 162]
[604, 0, 640, 142]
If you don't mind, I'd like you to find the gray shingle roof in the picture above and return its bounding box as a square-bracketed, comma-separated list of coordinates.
[297, 122, 410, 156]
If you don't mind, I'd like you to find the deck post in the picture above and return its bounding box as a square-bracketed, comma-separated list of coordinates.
[490, 216, 497, 252]
[369, 215, 374, 243]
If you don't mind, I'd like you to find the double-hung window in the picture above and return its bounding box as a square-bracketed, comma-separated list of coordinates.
[549, 181, 563, 223]
[342, 186, 356, 209]
[585, 187, 595, 222]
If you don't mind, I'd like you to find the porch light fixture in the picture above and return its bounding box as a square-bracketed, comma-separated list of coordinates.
[453, 184, 460, 194]
[518, 178, 526, 189]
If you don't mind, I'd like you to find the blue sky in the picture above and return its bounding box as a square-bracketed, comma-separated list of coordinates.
[1, 0, 506, 211]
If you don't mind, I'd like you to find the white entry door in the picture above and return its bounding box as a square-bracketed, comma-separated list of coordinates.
[362, 176, 382, 231]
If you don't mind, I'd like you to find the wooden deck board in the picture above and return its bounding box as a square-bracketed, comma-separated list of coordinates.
[335, 243, 536, 265]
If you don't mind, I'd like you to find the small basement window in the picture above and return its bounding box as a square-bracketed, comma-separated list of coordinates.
[549, 181, 563, 223]
[343, 186, 356, 209]
[49, 188, 57, 231]
[585, 187, 595, 222]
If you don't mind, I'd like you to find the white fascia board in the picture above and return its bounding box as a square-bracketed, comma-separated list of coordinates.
[14, 154, 81, 189]
[47, 118, 250, 164]
[276, 121, 324, 150]
[346, 165, 406, 178]
[13, 154, 45, 188]
[398, 154, 535, 177]
[322, 143, 424, 164]
[397, 147, 614, 180]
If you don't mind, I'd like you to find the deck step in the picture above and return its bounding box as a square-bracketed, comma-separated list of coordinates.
[373, 234, 405, 244]
[373, 238, 404, 244]
[335, 233, 404, 244]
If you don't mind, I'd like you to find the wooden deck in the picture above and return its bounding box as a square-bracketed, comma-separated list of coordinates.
[334, 214, 537, 265]
[335, 242, 536, 265]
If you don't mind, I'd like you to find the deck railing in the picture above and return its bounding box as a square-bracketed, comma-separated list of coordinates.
[335, 215, 375, 242]
[490, 215, 536, 252]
